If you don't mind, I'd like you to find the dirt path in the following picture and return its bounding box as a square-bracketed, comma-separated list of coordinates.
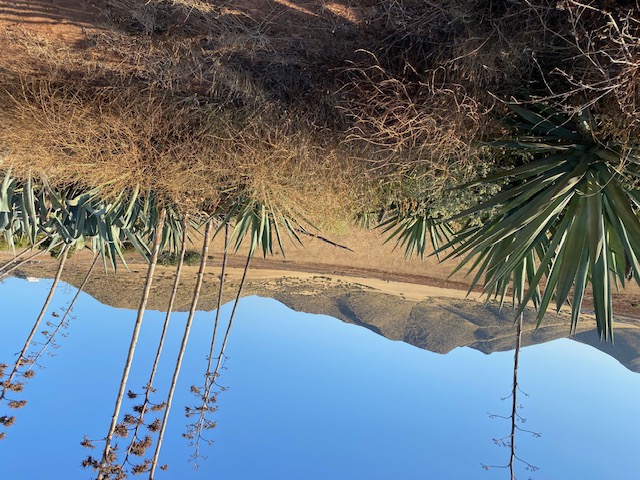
[3, 245, 640, 319]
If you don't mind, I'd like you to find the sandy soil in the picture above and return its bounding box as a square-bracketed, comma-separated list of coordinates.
[3, 237, 640, 320]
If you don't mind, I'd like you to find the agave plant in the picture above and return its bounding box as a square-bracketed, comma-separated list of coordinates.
[0, 171, 51, 257]
[0, 170, 191, 272]
[444, 104, 640, 340]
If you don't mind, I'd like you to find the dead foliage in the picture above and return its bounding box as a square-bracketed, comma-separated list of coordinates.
[0, 78, 363, 228]
[342, 0, 640, 155]
[0, 0, 638, 224]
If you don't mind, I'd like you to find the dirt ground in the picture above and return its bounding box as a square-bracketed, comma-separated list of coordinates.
[3, 225, 640, 320]
[0, 1, 381, 62]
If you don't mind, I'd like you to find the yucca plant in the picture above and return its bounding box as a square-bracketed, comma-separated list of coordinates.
[221, 195, 304, 258]
[380, 202, 453, 260]
[443, 104, 640, 341]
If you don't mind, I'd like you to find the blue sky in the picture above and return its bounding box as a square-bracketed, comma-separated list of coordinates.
[1, 277, 639, 479]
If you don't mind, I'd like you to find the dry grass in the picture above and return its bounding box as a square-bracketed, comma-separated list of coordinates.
[0, 0, 639, 227]
[0, 78, 364, 229]
[341, 0, 640, 164]
[100, 0, 217, 36]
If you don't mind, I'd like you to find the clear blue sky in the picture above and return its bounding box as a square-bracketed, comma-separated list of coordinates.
[1, 277, 639, 479]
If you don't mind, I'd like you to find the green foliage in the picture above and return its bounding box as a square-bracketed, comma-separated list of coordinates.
[0, 171, 185, 271]
[369, 158, 502, 258]
[0, 235, 30, 251]
[220, 195, 303, 258]
[443, 104, 640, 341]
[380, 206, 452, 260]
[157, 250, 201, 267]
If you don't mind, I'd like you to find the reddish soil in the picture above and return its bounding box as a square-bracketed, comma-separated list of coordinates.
[0, 0, 102, 41]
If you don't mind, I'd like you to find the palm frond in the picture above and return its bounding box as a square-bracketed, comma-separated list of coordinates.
[444, 104, 640, 340]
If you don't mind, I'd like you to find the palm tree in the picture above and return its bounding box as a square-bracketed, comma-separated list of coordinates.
[148, 219, 214, 479]
[97, 208, 167, 480]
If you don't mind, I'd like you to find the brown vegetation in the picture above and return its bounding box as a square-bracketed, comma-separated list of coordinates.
[1, 1, 637, 225]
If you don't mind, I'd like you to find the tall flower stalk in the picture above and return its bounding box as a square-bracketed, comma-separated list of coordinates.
[118, 213, 190, 472]
[26, 253, 99, 370]
[148, 219, 214, 479]
[0, 244, 69, 440]
[0, 245, 69, 403]
[96, 208, 166, 479]
[184, 223, 229, 465]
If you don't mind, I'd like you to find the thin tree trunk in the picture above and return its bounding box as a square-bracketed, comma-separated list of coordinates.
[27, 253, 99, 370]
[211, 250, 252, 385]
[148, 220, 213, 479]
[188, 224, 229, 464]
[0, 236, 48, 273]
[120, 214, 189, 468]
[0, 245, 69, 401]
[206, 223, 229, 385]
[202, 225, 229, 385]
[0, 244, 48, 279]
[509, 313, 523, 480]
[97, 209, 166, 480]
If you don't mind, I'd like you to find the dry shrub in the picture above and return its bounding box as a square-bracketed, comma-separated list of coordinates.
[538, 1, 640, 141]
[366, 0, 549, 94]
[0, 79, 362, 227]
[0, 83, 215, 202]
[223, 123, 368, 230]
[339, 0, 555, 188]
[342, 0, 640, 185]
[95, 34, 270, 101]
[0, 0, 366, 226]
[342, 56, 486, 181]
